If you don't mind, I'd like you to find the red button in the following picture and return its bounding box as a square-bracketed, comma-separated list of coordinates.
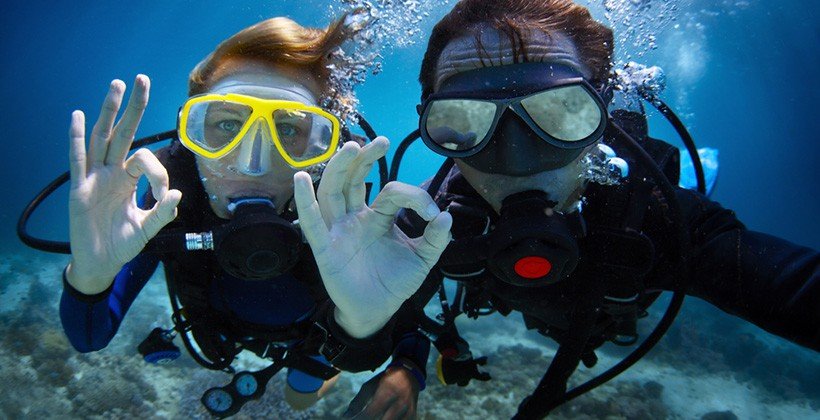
[514, 256, 552, 279]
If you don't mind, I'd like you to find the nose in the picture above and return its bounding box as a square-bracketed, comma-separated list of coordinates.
[235, 118, 273, 176]
[492, 110, 548, 171]
[490, 109, 582, 173]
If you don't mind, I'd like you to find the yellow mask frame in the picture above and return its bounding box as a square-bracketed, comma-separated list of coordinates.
[178, 93, 341, 168]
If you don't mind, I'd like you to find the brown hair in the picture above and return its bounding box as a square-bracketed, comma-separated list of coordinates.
[188, 16, 350, 98]
[419, 0, 614, 99]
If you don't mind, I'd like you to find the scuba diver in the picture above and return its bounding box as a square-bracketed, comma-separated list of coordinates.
[48, 15, 451, 418]
[343, 0, 819, 418]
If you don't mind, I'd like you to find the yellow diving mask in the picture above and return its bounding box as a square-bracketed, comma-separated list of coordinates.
[178, 93, 341, 168]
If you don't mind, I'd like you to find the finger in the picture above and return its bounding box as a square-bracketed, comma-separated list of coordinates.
[477, 371, 492, 381]
[316, 142, 360, 224]
[124, 148, 169, 198]
[344, 375, 381, 418]
[142, 189, 182, 240]
[294, 171, 330, 253]
[360, 390, 393, 420]
[69, 111, 87, 188]
[89, 79, 125, 167]
[413, 211, 453, 268]
[369, 182, 443, 232]
[106, 74, 150, 165]
[344, 136, 389, 213]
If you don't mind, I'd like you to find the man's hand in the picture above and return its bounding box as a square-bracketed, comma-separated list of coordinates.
[344, 366, 420, 419]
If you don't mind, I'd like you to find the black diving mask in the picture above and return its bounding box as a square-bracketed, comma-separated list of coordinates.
[419, 63, 608, 175]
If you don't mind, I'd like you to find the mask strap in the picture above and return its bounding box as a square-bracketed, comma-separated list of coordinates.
[598, 80, 615, 106]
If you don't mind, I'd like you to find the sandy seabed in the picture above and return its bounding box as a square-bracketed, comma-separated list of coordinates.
[1, 252, 817, 419]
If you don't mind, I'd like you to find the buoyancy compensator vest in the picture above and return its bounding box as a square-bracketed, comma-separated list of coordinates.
[393, 102, 700, 418]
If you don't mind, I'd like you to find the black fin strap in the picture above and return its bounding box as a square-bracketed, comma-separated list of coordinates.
[284, 352, 340, 381]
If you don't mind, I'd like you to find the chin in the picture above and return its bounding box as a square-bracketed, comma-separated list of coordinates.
[457, 160, 585, 213]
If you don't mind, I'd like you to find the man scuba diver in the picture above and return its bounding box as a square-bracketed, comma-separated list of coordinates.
[55, 15, 451, 418]
[346, 0, 818, 418]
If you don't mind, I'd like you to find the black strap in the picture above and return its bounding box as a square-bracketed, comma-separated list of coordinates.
[284, 352, 340, 381]
[515, 279, 604, 418]
[514, 129, 668, 417]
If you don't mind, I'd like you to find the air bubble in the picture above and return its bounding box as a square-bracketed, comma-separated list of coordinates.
[581, 144, 630, 186]
[324, 1, 451, 125]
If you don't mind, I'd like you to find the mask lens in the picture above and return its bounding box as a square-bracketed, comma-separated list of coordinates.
[425, 99, 496, 151]
[520, 85, 602, 142]
[186, 101, 253, 151]
[272, 109, 335, 163]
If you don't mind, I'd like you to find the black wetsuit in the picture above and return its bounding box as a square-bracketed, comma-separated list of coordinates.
[399, 164, 819, 352]
[60, 141, 430, 377]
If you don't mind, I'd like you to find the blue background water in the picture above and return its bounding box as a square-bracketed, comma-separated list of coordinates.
[1, 0, 818, 256]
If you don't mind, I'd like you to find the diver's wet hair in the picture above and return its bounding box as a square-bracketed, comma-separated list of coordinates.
[188, 16, 351, 98]
[419, 0, 614, 100]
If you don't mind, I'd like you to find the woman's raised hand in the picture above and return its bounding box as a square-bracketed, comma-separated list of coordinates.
[294, 137, 452, 338]
[66, 75, 181, 294]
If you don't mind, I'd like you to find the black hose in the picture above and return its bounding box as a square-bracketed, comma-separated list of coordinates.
[17, 129, 178, 254]
[561, 293, 685, 404]
[353, 113, 389, 189]
[17, 171, 72, 253]
[389, 129, 421, 182]
[425, 158, 455, 198]
[641, 93, 706, 195]
[355, 113, 378, 140]
[168, 284, 235, 372]
[548, 123, 690, 410]
[377, 157, 389, 190]
[132, 129, 179, 149]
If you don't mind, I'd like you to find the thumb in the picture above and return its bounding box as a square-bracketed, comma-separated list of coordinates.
[414, 211, 453, 268]
[142, 189, 182, 239]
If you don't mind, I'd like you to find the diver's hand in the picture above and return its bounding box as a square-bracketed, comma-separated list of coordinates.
[343, 367, 420, 419]
[66, 75, 181, 294]
[294, 138, 452, 338]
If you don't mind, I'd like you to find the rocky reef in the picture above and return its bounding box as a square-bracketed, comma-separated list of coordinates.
[1, 254, 817, 419]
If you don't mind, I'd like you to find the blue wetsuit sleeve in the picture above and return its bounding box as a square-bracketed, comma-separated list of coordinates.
[386, 331, 431, 390]
[391, 332, 430, 373]
[59, 252, 160, 352]
[286, 355, 330, 393]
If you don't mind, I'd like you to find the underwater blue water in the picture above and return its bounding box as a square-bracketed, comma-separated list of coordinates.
[0, 1, 817, 417]
[1, 0, 818, 255]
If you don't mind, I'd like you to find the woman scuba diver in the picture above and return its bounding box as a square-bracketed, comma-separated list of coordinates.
[54, 14, 451, 418]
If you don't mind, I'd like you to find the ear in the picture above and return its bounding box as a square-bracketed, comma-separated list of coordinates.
[416, 104, 424, 116]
